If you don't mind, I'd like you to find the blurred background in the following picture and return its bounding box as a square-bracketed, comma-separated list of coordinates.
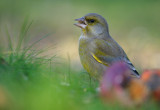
[0, 0, 160, 71]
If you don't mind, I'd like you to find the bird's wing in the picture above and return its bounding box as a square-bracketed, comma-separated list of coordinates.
[91, 38, 140, 78]
[91, 38, 125, 65]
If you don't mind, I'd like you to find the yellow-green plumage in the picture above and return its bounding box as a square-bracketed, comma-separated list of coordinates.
[75, 13, 140, 80]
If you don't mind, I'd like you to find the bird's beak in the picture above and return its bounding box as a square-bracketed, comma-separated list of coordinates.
[74, 17, 87, 29]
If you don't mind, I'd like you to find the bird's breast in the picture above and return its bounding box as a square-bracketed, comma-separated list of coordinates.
[78, 35, 106, 79]
[78, 35, 91, 58]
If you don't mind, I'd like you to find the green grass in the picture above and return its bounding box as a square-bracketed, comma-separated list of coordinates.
[0, 21, 99, 110]
[0, 21, 159, 110]
[0, 1, 160, 110]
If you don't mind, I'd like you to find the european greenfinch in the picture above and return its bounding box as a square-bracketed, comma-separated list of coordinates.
[74, 13, 140, 80]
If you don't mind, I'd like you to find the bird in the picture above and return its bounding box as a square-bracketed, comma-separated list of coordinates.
[74, 13, 140, 80]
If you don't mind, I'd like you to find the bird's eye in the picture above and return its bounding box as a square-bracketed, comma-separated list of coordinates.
[87, 19, 95, 23]
[90, 19, 95, 23]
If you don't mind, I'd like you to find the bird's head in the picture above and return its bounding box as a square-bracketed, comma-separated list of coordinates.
[74, 13, 109, 36]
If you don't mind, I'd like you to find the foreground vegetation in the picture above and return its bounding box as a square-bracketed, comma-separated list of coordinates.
[0, 21, 159, 110]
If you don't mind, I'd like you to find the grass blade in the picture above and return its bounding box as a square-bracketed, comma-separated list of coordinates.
[23, 33, 53, 56]
[16, 18, 33, 52]
[5, 26, 13, 52]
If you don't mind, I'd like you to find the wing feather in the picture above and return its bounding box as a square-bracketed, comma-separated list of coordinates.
[91, 38, 140, 78]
